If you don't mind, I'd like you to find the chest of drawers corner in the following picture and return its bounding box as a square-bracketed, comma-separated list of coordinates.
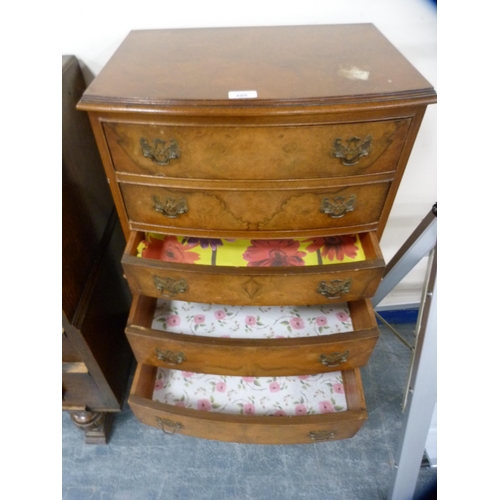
[78, 24, 436, 444]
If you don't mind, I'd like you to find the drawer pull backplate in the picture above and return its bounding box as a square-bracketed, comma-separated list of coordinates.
[320, 194, 356, 219]
[141, 138, 180, 165]
[153, 276, 189, 297]
[156, 348, 186, 365]
[331, 136, 372, 166]
[152, 195, 188, 218]
[319, 351, 349, 367]
[155, 416, 184, 435]
[317, 278, 352, 299]
[309, 429, 337, 442]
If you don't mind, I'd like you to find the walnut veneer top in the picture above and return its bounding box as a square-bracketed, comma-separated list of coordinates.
[79, 24, 436, 111]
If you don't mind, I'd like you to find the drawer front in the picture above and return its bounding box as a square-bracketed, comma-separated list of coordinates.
[104, 119, 410, 180]
[126, 296, 379, 376]
[123, 262, 383, 307]
[129, 363, 367, 444]
[122, 231, 384, 306]
[119, 182, 391, 236]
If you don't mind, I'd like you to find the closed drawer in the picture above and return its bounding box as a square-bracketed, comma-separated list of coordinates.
[122, 231, 385, 306]
[129, 363, 367, 444]
[104, 119, 410, 180]
[126, 295, 379, 376]
[119, 180, 391, 237]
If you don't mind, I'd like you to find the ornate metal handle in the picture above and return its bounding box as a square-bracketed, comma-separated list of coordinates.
[331, 136, 372, 166]
[319, 351, 349, 367]
[317, 278, 352, 299]
[152, 195, 188, 219]
[156, 348, 186, 365]
[320, 194, 356, 219]
[155, 416, 184, 435]
[153, 276, 188, 297]
[309, 429, 337, 442]
[141, 138, 180, 165]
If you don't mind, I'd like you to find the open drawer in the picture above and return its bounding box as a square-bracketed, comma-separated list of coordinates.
[126, 295, 379, 376]
[122, 231, 385, 306]
[128, 363, 367, 444]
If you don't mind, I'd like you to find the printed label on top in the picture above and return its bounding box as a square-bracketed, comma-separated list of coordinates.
[228, 90, 258, 99]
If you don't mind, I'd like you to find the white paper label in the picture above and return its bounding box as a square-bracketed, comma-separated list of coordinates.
[228, 90, 258, 99]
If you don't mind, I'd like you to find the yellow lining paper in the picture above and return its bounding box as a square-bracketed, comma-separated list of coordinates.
[137, 234, 365, 267]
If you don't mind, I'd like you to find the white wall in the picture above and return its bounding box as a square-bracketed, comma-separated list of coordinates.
[62, 0, 437, 307]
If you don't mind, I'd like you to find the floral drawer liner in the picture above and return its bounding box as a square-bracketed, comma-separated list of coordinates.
[153, 368, 347, 416]
[152, 300, 354, 339]
[137, 233, 365, 267]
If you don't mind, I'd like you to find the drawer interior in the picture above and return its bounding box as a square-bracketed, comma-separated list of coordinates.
[130, 295, 376, 341]
[153, 367, 348, 416]
[132, 363, 365, 416]
[137, 232, 367, 267]
[125, 231, 382, 269]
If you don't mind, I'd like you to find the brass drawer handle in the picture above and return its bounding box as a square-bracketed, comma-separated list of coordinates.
[152, 195, 188, 218]
[153, 276, 188, 297]
[156, 348, 186, 365]
[317, 278, 352, 299]
[320, 194, 356, 219]
[155, 417, 184, 435]
[319, 351, 349, 367]
[309, 429, 337, 442]
[141, 138, 180, 166]
[331, 136, 372, 166]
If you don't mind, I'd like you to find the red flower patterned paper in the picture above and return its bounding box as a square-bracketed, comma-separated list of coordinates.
[305, 235, 359, 262]
[243, 240, 306, 267]
[142, 236, 200, 264]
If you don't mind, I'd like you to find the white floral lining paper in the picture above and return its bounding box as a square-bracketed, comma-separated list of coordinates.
[153, 368, 348, 416]
[152, 300, 354, 339]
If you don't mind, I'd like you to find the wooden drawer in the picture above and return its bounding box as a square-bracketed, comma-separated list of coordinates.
[126, 295, 379, 376]
[128, 363, 367, 444]
[119, 180, 391, 238]
[103, 119, 410, 180]
[122, 231, 385, 306]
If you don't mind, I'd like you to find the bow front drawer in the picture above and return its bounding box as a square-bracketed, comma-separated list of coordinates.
[129, 363, 367, 444]
[103, 119, 411, 180]
[118, 180, 391, 238]
[122, 231, 384, 306]
[126, 295, 379, 376]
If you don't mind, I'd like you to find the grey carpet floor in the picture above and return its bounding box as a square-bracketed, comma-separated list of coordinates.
[62, 321, 437, 500]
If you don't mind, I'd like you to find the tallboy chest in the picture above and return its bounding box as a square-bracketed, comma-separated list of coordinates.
[78, 24, 435, 444]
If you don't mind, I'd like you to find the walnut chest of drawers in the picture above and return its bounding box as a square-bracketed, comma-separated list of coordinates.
[78, 24, 436, 444]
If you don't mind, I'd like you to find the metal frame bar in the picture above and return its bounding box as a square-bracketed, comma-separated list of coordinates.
[388, 247, 437, 499]
[370, 205, 437, 500]
[372, 205, 437, 308]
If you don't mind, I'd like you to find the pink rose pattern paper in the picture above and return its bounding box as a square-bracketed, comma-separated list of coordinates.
[153, 368, 347, 416]
[152, 300, 354, 339]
